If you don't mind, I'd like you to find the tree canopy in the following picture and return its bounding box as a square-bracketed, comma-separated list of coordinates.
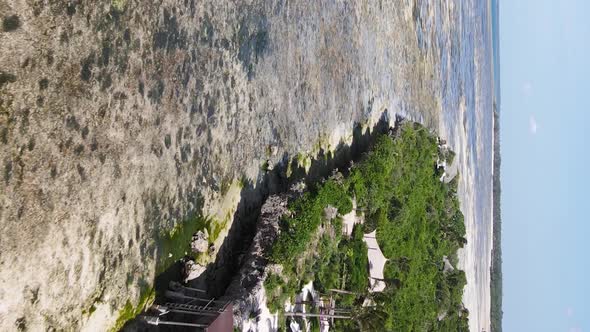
[266, 123, 469, 331]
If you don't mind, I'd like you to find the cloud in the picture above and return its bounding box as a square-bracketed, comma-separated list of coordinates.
[569, 327, 582, 332]
[566, 307, 574, 317]
[529, 115, 538, 134]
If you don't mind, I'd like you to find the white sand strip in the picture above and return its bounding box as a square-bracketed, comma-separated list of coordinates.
[363, 230, 388, 292]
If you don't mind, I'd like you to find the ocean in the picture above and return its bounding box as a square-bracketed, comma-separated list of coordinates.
[414, 0, 495, 331]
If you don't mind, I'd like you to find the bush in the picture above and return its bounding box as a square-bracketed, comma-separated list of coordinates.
[271, 179, 352, 264]
[264, 273, 297, 313]
[342, 226, 369, 293]
[268, 123, 468, 331]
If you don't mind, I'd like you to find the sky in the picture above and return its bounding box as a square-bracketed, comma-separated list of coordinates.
[501, 0, 590, 331]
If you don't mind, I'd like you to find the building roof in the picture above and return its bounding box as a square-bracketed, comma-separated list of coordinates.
[205, 304, 233, 332]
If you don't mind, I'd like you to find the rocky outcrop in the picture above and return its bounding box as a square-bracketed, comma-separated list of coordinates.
[182, 259, 207, 283]
[323, 205, 338, 221]
[222, 185, 303, 328]
[191, 230, 209, 254]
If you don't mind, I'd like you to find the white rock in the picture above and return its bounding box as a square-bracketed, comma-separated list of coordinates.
[270, 145, 279, 156]
[323, 205, 338, 221]
[183, 260, 206, 282]
[191, 230, 209, 254]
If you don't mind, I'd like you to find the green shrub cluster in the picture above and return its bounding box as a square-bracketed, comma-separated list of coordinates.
[264, 273, 298, 313]
[354, 124, 468, 331]
[267, 123, 468, 331]
[110, 288, 155, 332]
[311, 224, 369, 296]
[271, 178, 352, 265]
[341, 226, 369, 294]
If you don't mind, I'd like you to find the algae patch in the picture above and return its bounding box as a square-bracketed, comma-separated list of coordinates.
[111, 0, 127, 12]
[109, 288, 155, 332]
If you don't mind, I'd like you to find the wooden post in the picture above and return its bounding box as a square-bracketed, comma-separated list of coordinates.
[284, 312, 351, 319]
[329, 289, 358, 295]
[161, 308, 219, 317]
[165, 291, 226, 304]
[169, 281, 207, 293]
[143, 316, 208, 328]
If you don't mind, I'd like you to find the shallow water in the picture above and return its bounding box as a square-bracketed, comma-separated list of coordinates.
[415, 0, 494, 330]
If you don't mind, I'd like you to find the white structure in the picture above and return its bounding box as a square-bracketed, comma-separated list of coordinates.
[363, 230, 388, 292]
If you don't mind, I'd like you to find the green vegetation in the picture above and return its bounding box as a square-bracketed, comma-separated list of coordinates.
[490, 110, 503, 332]
[295, 152, 312, 172]
[158, 214, 228, 271]
[108, 209, 231, 332]
[111, 198, 232, 328]
[266, 122, 469, 331]
[264, 273, 298, 313]
[342, 226, 370, 293]
[271, 178, 353, 264]
[111, 0, 127, 12]
[304, 221, 369, 299]
[110, 288, 155, 332]
[158, 216, 208, 272]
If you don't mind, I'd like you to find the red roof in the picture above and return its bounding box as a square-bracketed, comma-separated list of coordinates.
[205, 304, 233, 332]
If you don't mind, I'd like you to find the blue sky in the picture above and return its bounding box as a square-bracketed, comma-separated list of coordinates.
[501, 0, 590, 331]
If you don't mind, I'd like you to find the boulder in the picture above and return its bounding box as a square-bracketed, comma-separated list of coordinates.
[323, 205, 338, 221]
[268, 145, 279, 156]
[183, 259, 206, 283]
[191, 230, 209, 254]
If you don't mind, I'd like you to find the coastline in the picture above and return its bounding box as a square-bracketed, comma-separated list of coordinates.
[0, 0, 495, 329]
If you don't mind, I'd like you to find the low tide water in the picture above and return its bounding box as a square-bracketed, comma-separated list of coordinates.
[415, 0, 495, 330]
